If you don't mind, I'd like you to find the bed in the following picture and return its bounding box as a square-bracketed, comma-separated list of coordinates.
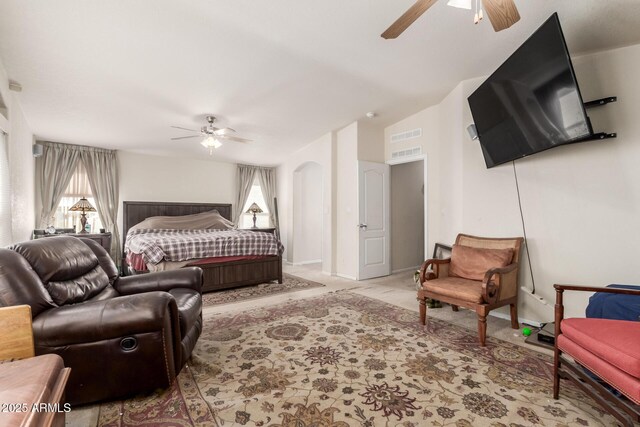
[122, 201, 282, 293]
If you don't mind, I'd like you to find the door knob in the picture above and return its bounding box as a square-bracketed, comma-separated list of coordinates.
[358, 223, 368, 229]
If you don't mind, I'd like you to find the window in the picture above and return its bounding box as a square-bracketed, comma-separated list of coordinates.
[240, 178, 270, 229]
[0, 131, 11, 246]
[52, 161, 103, 233]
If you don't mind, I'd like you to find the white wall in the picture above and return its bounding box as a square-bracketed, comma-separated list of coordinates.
[335, 122, 358, 279]
[118, 151, 236, 235]
[385, 43, 640, 322]
[277, 132, 334, 273]
[0, 57, 36, 244]
[358, 120, 385, 163]
[292, 162, 323, 264]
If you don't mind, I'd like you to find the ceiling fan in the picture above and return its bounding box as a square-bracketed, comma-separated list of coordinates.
[171, 115, 252, 154]
[381, 0, 520, 39]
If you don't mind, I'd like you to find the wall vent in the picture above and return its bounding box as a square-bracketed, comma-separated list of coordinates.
[390, 128, 422, 143]
[391, 146, 422, 160]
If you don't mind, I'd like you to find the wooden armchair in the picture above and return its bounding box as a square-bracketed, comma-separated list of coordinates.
[418, 233, 524, 346]
[553, 284, 640, 427]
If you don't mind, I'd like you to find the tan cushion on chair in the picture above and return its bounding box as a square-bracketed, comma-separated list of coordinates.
[423, 277, 485, 303]
[449, 244, 513, 281]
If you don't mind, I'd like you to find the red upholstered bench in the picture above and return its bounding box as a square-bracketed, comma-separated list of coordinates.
[554, 285, 640, 427]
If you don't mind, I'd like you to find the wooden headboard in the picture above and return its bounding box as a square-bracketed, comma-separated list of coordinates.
[122, 201, 233, 241]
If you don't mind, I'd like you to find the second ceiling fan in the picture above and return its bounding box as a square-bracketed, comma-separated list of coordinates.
[381, 0, 520, 39]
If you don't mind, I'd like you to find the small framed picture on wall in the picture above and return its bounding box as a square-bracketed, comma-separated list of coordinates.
[432, 243, 452, 260]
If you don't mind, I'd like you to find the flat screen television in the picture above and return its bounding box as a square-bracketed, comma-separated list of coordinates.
[468, 13, 591, 168]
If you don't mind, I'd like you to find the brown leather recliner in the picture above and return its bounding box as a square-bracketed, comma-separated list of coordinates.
[0, 236, 203, 405]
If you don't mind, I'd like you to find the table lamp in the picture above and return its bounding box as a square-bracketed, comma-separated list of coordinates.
[245, 202, 263, 229]
[68, 197, 96, 233]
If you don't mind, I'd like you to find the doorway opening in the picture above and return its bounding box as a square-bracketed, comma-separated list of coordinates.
[390, 159, 425, 273]
[292, 162, 323, 266]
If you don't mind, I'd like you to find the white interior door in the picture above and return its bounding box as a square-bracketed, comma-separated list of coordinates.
[358, 160, 390, 280]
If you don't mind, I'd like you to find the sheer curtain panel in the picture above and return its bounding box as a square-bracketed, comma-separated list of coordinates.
[80, 147, 121, 266]
[234, 164, 257, 225]
[36, 141, 80, 228]
[256, 166, 277, 231]
[0, 132, 11, 246]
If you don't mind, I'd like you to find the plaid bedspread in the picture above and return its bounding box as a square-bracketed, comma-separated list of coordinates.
[125, 229, 284, 266]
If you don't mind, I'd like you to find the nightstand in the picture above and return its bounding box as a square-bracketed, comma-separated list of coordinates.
[243, 227, 276, 234]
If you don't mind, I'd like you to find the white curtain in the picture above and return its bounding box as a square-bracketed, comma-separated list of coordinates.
[256, 166, 277, 231]
[36, 141, 121, 266]
[80, 147, 121, 266]
[234, 164, 257, 225]
[36, 141, 80, 228]
[0, 132, 11, 246]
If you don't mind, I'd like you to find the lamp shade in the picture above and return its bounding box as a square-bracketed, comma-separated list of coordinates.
[68, 197, 96, 212]
[246, 202, 263, 214]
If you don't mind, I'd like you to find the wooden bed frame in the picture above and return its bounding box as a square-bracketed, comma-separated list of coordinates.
[122, 201, 282, 293]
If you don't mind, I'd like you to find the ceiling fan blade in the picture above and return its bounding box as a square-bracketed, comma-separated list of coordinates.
[381, 0, 439, 39]
[170, 135, 201, 140]
[482, 0, 520, 32]
[213, 127, 236, 136]
[219, 135, 252, 143]
[170, 126, 198, 132]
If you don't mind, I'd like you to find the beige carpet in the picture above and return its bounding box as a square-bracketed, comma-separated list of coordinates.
[201, 273, 325, 307]
[97, 291, 614, 426]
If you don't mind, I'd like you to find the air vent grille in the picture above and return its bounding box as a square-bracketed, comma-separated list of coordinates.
[390, 128, 422, 143]
[391, 146, 422, 160]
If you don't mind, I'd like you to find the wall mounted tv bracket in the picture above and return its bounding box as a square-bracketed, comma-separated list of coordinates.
[582, 96, 617, 141]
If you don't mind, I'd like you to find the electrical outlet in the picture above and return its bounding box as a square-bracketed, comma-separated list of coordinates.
[520, 286, 550, 306]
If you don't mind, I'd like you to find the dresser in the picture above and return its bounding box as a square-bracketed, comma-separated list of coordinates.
[34, 232, 112, 252]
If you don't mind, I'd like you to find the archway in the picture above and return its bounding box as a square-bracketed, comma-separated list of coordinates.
[292, 161, 323, 266]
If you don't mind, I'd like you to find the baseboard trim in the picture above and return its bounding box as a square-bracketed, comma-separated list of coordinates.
[336, 273, 357, 281]
[489, 311, 543, 328]
[391, 265, 421, 274]
[292, 259, 322, 266]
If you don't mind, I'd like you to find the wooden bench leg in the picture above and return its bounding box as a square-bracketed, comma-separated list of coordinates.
[451, 305, 459, 312]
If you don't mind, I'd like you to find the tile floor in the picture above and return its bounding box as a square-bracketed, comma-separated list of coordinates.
[66, 263, 551, 426]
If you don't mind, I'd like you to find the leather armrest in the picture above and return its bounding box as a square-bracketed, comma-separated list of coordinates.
[419, 258, 451, 283]
[32, 292, 178, 347]
[114, 267, 203, 295]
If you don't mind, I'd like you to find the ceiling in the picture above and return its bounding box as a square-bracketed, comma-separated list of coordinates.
[1, 1, 639, 165]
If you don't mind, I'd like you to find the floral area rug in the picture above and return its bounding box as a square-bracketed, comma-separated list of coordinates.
[201, 274, 325, 307]
[98, 292, 616, 426]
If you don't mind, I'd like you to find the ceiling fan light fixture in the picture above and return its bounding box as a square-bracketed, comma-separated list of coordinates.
[447, 0, 472, 10]
[201, 136, 223, 150]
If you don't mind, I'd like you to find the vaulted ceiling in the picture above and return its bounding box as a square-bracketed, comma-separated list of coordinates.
[1, 1, 639, 165]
